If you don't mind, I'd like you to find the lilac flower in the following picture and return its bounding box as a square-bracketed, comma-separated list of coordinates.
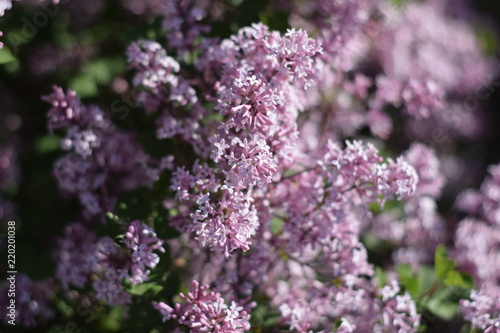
[337, 319, 356, 333]
[376, 0, 492, 95]
[153, 280, 251, 332]
[0, 0, 12, 16]
[90, 236, 133, 305]
[273, 28, 323, 88]
[282, 0, 374, 62]
[461, 284, 500, 333]
[403, 143, 445, 198]
[191, 190, 259, 258]
[365, 109, 392, 139]
[163, 23, 323, 259]
[52, 220, 163, 305]
[453, 219, 500, 286]
[215, 74, 278, 132]
[371, 144, 446, 267]
[220, 136, 277, 189]
[375, 156, 418, 202]
[93, 269, 132, 306]
[42, 86, 83, 131]
[44, 87, 158, 219]
[470, 164, 500, 226]
[453, 163, 500, 286]
[319, 140, 417, 206]
[401, 79, 445, 119]
[161, 0, 210, 56]
[91, 221, 165, 304]
[376, 280, 420, 333]
[127, 40, 180, 90]
[122, 220, 166, 284]
[54, 222, 98, 288]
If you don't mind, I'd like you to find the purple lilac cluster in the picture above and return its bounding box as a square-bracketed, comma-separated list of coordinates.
[54, 220, 164, 305]
[278, 0, 493, 145]
[0, 0, 13, 17]
[153, 280, 251, 332]
[130, 4, 423, 329]
[453, 164, 500, 331]
[453, 164, 500, 284]
[126, 39, 206, 156]
[161, 0, 210, 57]
[372, 143, 447, 267]
[54, 222, 98, 289]
[372, 0, 493, 141]
[43, 86, 158, 220]
[460, 285, 500, 333]
[7, 0, 497, 330]
[134, 23, 327, 258]
[122, 220, 166, 284]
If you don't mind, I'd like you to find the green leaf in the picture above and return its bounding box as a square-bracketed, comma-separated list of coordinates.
[270, 217, 285, 234]
[417, 266, 435, 297]
[263, 315, 280, 328]
[444, 270, 466, 287]
[69, 74, 98, 98]
[425, 285, 470, 320]
[34, 135, 60, 154]
[369, 202, 381, 214]
[476, 26, 498, 56]
[362, 233, 386, 251]
[389, 0, 406, 7]
[69, 57, 126, 97]
[127, 282, 164, 297]
[434, 245, 455, 280]
[375, 266, 387, 288]
[250, 304, 269, 326]
[427, 299, 458, 321]
[98, 305, 123, 331]
[457, 272, 474, 289]
[333, 318, 342, 332]
[426, 287, 461, 320]
[0, 47, 16, 65]
[396, 264, 418, 297]
[55, 298, 74, 317]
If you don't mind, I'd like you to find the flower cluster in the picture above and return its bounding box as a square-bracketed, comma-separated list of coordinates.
[460, 285, 500, 333]
[122, 220, 166, 284]
[371, 143, 447, 267]
[54, 220, 164, 305]
[453, 163, 500, 286]
[376, 280, 421, 333]
[54, 222, 99, 289]
[4, 0, 499, 331]
[43, 86, 158, 219]
[153, 280, 251, 333]
[451, 163, 500, 330]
